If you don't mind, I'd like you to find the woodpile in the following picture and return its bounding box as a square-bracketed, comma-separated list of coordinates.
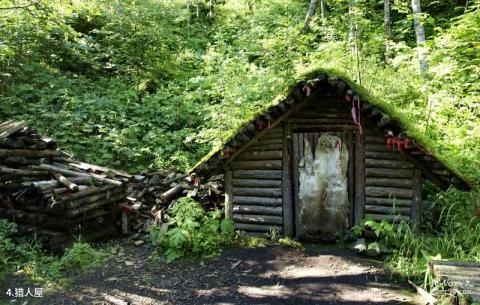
[0, 121, 128, 251]
[122, 172, 224, 242]
[0, 120, 226, 250]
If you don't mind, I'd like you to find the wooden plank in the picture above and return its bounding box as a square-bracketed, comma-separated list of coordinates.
[246, 144, 283, 151]
[365, 151, 405, 160]
[282, 123, 293, 237]
[365, 159, 414, 169]
[235, 223, 282, 233]
[235, 151, 282, 161]
[411, 169, 422, 229]
[347, 131, 355, 226]
[354, 129, 365, 225]
[365, 178, 413, 188]
[365, 186, 413, 199]
[232, 187, 282, 197]
[230, 160, 282, 170]
[365, 168, 413, 178]
[233, 214, 283, 225]
[224, 169, 233, 219]
[286, 118, 354, 125]
[365, 143, 391, 152]
[364, 213, 410, 222]
[290, 112, 352, 119]
[365, 135, 386, 144]
[233, 205, 282, 216]
[234, 196, 282, 206]
[293, 132, 300, 237]
[226, 95, 312, 165]
[233, 179, 281, 188]
[233, 170, 282, 180]
[255, 138, 283, 145]
[365, 205, 411, 215]
[365, 197, 412, 207]
[0, 148, 62, 158]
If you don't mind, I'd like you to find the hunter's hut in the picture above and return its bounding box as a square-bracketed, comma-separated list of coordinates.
[193, 70, 471, 240]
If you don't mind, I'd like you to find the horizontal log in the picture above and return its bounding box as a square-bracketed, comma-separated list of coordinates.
[290, 112, 352, 119]
[233, 179, 282, 188]
[0, 148, 61, 158]
[233, 196, 282, 206]
[39, 164, 123, 186]
[233, 214, 283, 225]
[365, 159, 414, 169]
[365, 135, 386, 144]
[235, 223, 282, 233]
[364, 213, 410, 222]
[231, 160, 282, 170]
[235, 150, 282, 161]
[365, 168, 413, 178]
[67, 195, 125, 217]
[365, 151, 405, 160]
[365, 143, 391, 152]
[286, 118, 354, 124]
[365, 186, 413, 199]
[0, 166, 50, 176]
[365, 197, 412, 207]
[233, 205, 282, 216]
[365, 205, 411, 215]
[246, 144, 283, 151]
[59, 189, 126, 209]
[365, 178, 413, 188]
[254, 138, 283, 145]
[233, 170, 282, 180]
[57, 185, 118, 203]
[233, 187, 282, 197]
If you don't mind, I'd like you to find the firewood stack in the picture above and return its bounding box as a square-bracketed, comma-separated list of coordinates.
[0, 120, 128, 251]
[123, 172, 224, 241]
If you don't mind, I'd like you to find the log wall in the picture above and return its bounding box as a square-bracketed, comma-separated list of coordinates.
[364, 128, 415, 222]
[230, 126, 284, 234]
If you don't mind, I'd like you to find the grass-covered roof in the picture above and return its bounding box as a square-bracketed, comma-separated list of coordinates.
[192, 68, 473, 191]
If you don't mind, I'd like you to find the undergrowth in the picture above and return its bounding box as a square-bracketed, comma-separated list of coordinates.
[0, 219, 114, 286]
[150, 197, 235, 262]
[350, 189, 480, 283]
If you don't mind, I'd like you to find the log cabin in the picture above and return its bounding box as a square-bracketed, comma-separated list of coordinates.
[193, 71, 471, 240]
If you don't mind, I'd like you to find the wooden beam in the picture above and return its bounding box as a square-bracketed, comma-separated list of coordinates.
[282, 123, 294, 237]
[224, 169, 233, 219]
[354, 129, 365, 225]
[226, 95, 313, 165]
[411, 169, 422, 229]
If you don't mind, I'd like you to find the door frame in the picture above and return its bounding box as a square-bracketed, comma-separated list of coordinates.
[286, 125, 358, 239]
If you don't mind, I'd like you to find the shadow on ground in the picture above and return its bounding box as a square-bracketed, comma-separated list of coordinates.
[2, 244, 420, 305]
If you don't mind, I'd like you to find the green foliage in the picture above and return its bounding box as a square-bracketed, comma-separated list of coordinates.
[278, 237, 304, 250]
[60, 241, 111, 272]
[349, 190, 480, 281]
[0, 0, 478, 184]
[0, 219, 113, 284]
[150, 197, 235, 262]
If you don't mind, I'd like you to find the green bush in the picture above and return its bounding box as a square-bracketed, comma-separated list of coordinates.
[60, 241, 111, 272]
[150, 197, 235, 262]
[0, 219, 113, 284]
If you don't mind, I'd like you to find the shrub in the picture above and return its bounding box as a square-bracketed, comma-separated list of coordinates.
[150, 197, 235, 262]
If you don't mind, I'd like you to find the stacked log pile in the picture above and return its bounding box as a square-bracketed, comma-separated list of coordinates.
[0, 120, 128, 251]
[123, 172, 223, 242]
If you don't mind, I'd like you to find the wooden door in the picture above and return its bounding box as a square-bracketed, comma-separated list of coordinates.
[292, 131, 354, 241]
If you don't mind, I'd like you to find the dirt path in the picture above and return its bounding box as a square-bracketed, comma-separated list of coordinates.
[11, 244, 422, 305]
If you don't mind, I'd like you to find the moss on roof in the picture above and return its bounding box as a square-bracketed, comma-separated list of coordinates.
[191, 67, 475, 189]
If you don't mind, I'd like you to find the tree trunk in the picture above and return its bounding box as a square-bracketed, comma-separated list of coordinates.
[411, 0, 428, 75]
[384, 0, 392, 60]
[384, 0, 392, 39]
[320, 0, 326, 24]
[303, 0, 318, 33]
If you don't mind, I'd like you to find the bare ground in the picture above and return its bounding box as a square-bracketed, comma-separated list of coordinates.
[2, 243, 423, 305]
